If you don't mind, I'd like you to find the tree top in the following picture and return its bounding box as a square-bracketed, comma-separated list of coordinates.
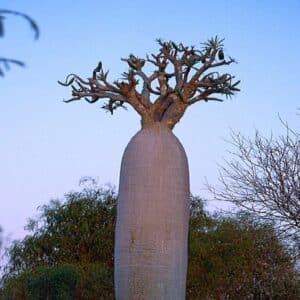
[59, 36, 240, 129]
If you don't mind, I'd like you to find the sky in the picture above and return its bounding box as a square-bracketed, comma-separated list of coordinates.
[0, 0, 299, 244]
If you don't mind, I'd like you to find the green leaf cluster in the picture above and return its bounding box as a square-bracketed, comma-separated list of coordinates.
[1, 263, 112, 300]
[187, 211, 300, 299]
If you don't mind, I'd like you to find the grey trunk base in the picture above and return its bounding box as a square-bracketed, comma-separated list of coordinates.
[114, 123, 190, 299]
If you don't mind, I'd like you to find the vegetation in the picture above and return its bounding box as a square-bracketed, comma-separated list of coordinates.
[188, 200, 299, 299]
[0, 9, 39, 76]
[3, 179, 116, 277]
[209, 120, 300, 242]
[1, 6, 297, 299]
[1, 178, 115, 300]
[1, 179, 299, 299]
[59, 36, 239, 129]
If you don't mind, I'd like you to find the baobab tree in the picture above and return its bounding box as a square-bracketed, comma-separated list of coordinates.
[59, 37, 240, 299]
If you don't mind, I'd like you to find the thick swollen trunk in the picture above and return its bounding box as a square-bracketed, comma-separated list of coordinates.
[114, 123, 190, 299]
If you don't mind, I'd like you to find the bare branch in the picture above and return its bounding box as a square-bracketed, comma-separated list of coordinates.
[0, 58, 25, 76]
[208, 121, 300, 240]
[0, 9, 39, 77]
[0, 9, 39, 39]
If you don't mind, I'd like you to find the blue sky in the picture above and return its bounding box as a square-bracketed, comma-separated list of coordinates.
[0, 0, 299, 242]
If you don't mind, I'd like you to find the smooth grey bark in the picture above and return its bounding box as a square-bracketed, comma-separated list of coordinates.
[115, 122, 190, 299]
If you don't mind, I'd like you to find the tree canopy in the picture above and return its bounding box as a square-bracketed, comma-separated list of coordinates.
[1, 179, 298, 299]
[4, 178, 116, 277]
[59, 37, 240, 129]
[188, 207, 299, 299]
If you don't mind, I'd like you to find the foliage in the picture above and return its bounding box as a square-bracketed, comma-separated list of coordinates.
[0, 9, 39, 76]
[4, 179, 116, 277]
[27, 264, 79, 300]
[2, 264, 79, 300]
[1, 179, 299, 299]
[187, 208, 300, 299]
[1, 263, 113, 300]
[76, 263, 113, 300]
[59, 37, 240, 129]
[209, 120, 300, 241]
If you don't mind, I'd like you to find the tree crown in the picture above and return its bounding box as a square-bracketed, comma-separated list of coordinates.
[59, 37, 240, 129]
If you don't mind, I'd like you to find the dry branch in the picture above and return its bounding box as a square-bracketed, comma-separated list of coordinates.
[208, 124, 300, 239]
